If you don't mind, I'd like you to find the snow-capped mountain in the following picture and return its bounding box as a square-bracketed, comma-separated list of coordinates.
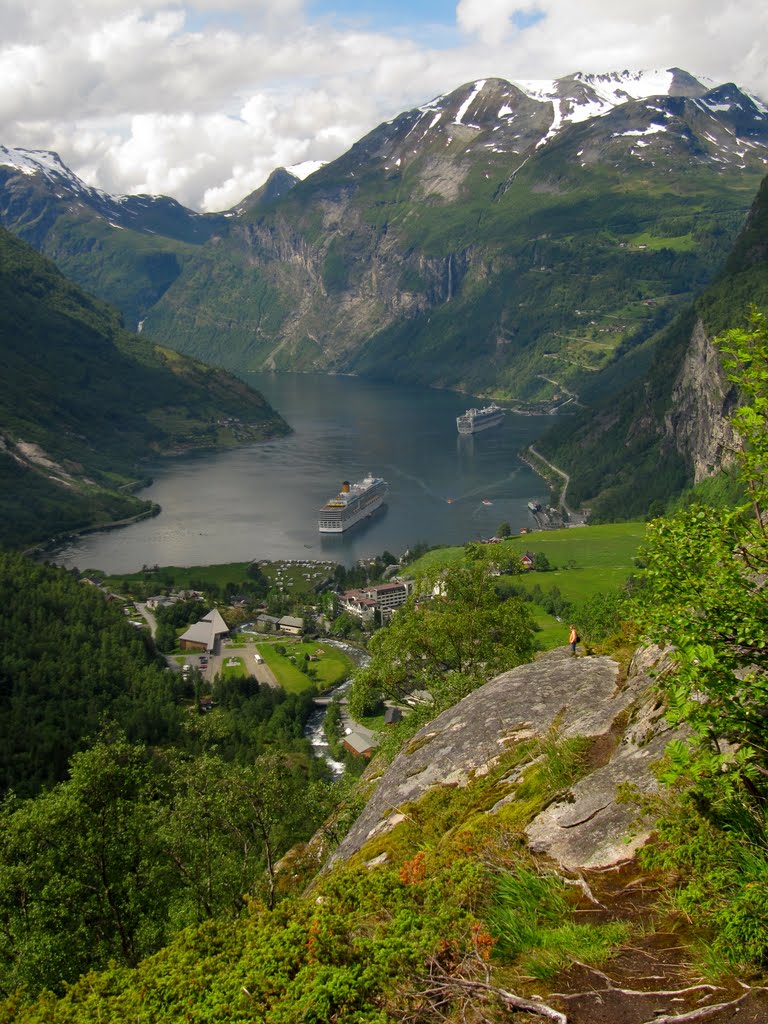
[2, 67, 768, 403]
[0, 145, 225, 245]
[342, 68, 768, 184]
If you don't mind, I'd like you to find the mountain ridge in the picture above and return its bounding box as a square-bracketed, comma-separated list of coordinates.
[0, 225, 290, 548]
[3, 67, 768, 518]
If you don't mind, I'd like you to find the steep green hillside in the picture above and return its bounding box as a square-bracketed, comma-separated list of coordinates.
[0, 228, 289, 547]
[535, 171, 768, 521]
[39, 211, 196, 330]
[144, 142, 760, 402]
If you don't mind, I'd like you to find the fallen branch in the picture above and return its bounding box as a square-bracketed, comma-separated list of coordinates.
[416, 975, 567, 1023]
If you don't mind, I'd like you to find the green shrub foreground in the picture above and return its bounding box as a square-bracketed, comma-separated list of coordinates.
[0, 734, 627, 1023]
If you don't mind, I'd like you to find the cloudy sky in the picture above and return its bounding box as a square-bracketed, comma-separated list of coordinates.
[2, 0, 767, 212]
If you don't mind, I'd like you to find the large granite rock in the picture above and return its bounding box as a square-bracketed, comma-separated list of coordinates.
[331, 648, 670, 869]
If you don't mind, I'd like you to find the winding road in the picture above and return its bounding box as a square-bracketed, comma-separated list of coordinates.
[527, 445, 572, 515]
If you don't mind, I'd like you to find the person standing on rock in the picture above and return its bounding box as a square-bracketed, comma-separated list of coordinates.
[569, 624, 579, 656]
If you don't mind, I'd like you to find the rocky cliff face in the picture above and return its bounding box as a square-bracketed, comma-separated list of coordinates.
[132, 73, 768, 396]
[329, 646, 676, 874]
[664, 319, 740, 482]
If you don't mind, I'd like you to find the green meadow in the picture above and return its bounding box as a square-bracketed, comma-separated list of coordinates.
[256, 641, 353, 693]
[105, 558, 336, 597]
[408, 522, 648, 650]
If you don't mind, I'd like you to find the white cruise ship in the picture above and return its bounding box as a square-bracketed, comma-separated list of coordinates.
[317, 475, 388, 533]
[456, 403, 505, 434]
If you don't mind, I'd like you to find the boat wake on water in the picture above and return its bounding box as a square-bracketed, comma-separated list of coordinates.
[382, 466, 446, 503]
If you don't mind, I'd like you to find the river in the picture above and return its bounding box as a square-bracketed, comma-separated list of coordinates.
[50, 373, 553, 573]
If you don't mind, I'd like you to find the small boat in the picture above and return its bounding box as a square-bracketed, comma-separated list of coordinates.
[446, 498, 454, 504]
[482, 499, 493, 506]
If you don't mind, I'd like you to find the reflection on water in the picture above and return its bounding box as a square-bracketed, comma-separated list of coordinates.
[50, 373, 553, 573]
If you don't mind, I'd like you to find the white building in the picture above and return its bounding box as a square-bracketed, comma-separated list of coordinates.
[338, 579, 411, 621]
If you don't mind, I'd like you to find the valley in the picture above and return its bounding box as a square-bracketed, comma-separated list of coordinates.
[4, 62, 768, 1024]
[47, 373, 553, 574]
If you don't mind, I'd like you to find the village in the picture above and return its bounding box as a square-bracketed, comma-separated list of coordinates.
[93, 535, 566, 764]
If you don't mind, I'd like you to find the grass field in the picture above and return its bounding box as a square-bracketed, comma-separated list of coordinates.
[106, 558, 336, 597]
[408, 522, 648, 650]
[256, 641, 353, 693]
[108, 562, 253, 589]
[222, 655, 247, 678]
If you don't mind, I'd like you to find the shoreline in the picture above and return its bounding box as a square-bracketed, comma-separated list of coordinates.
[520, 445, 573, 516]
[23, 427, 291, 564]
[25, 503, 161, 562]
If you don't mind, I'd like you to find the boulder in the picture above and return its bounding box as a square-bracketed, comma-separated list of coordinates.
[331, 648, 664, 868]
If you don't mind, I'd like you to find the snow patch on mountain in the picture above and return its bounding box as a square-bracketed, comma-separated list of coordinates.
[519, 69, 679, 119]
[0, 146, 86, 189]
[286, 159, 326, 180]
[615, 124, 668, 138]
[0, 145, 120, 206]
[454, 80, 486, 126]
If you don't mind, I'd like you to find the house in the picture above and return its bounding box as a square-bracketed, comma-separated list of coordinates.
[279, 615, 304, 635]
[520, 552, 536, 570]
[342, 731, 380, 759]
[338, 579, 411, 621]
[255, 613, 281, 632]
[383, 707, 403, 726]
[338, 590, 377, 622]
[179, 608, 230, 652]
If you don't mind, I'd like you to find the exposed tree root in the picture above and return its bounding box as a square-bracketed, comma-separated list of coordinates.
[552, 961, 761, 1023]
[552, 960, 722, 999]
[637, 990, 753, 1023]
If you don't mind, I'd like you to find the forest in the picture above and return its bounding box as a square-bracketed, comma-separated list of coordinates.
[1, 311, 767, 1021]
[0, 551, 336, 995]
[0, 226, 288, 549]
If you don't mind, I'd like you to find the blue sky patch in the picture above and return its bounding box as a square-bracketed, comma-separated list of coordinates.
[308, 0, 456, 32]
[512, 9, 546, 31]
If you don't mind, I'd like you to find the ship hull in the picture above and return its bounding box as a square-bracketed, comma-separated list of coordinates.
[318, 494, 386, 533]
[317, 476, 388, 533]
[456, 405, 505, 434]
[457, 413, 504, 434]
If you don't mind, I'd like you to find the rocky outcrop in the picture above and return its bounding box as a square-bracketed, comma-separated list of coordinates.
[331, 647, 675, 871]
[664, 318, 740, 482]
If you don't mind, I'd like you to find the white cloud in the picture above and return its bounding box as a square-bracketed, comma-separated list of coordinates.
[0, 1, 767, 211]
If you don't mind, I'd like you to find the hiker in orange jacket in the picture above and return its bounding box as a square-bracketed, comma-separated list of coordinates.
[569, 624, 578, 655]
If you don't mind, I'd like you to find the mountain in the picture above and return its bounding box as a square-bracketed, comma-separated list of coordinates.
[0, 145, 230, 328]
[0, 226, 289, 549]
[133, 68, 768, 401]
[532, 170, 768, 521]
[2, 68, 768, 413]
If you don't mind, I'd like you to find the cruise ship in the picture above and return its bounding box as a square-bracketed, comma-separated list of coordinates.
[317, 475, 389, 533]
[456, 403, 505, 434]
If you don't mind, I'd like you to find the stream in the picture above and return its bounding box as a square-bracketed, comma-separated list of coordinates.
[305, 641, 370, 776]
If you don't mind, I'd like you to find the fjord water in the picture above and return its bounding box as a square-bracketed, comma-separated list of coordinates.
[52, 374, 552, 573]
